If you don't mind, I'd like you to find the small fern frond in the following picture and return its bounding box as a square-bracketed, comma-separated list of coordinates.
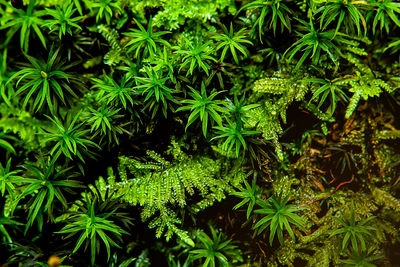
[97, 139, 240, 243]
[97, 24, 125, 66]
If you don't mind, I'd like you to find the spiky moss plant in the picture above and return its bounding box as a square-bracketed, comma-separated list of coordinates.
[231, 176, 262, 219]
[0, 158, 22, 198]
[16, 157, 83, 233]
[253, 194, 306, 246]
[86, 0, 122, 25]
[123, 17, 170, 61]
[175, 38, 217, 76]
[330, 204, 376, 252]
[44, 0, 83, 39]
[41, 112, 100, 162]
[238, 0, 292, 39]
[0, 0, 46, 52]
[8, 48, 86, 114]
[284, 18, 353, 71]
[177, 82, 227, 137]
[91, 73, 136, 110]
[187, 225, 243, 266]
[135, 67, 176, 119]
[57, 191, 131, 266]
[210, 23, 253, 65]
[213, 120, 259, 158]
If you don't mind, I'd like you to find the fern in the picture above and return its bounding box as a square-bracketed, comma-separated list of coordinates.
[302, 102, 335, 123]
[372, 188, 400, 212]
[128, 0, 236, 29]
[305, 242, 338, 267]
[114, 150, 230, 207]
[344, 72, 394, 119]
[97, 24, 125, 66]
[0, 104, 43, 152]
[143, 205, 195, 246]
[247, 71, 309, 160]
[98, 138, 242, 243]
[343, 54, 396, 118]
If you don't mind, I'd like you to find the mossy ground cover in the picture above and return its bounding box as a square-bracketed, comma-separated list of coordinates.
[0, 0, 400, 266]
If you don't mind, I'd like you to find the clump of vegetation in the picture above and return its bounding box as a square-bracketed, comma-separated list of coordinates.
[0, 0, 399, 266]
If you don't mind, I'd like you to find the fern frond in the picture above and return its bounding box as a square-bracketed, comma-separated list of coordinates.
[373, 188, 400, 212]
[341, 52, 395, 119]
[144, 205, 194, 246]
[0, 104, 43, 151]
[97, 24, 125, 66]
[97, 139, 241, 243]
[345, 92, 361, 119]
[248, 71, 309, 160]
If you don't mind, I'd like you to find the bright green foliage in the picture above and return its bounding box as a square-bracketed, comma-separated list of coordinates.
[97, 24, 125, 66]
[285, 19, 352, 71]
[384, 37, 400, 54]
[231, 176, 262, 219]
[44, 1, 83, 39]
[0, 158, 22, 197]
[248, 71, 310, 160]
[188, 225, 243, 267]
[330, 207, 376, 251]
[175, 38, 217, 76]
[8, 48, 84, 114]
[368, 0, 400, 34]
[238, 0, 292, 38]
[148, 46, 175, 81]
[41, 113, 100, 162]
[213, 120, 258, 158]
[86, 0, 122, 25]
[225, 94, 259, 128]
[135, 67, 175, 118]
[17, 158, 82, 233]
[0, 0, 46, 52]
[253, 194, 306, 245]
[85, 105, 125, 146]
[92, 73, 136, 109]
[263, 191, 392, 267]
[113, 146, 230, 208]
[0, 211, 22, 243]
[98, 139, 240, 244]
[0, 49, 14, 107]
[123, 18, 170, 60]
[129, 0, 236, 29]
[177, 83, 226, 137]
[0, 0, 399, 265]
[144, 205, 196, 247]
[306, 77, 348, 115]
[317, 0, 366, 36]
[0, 131, 16, 154]
[214, 94, 260, 157]
[211, 24, 253, 64]
[57, 192, 130, 266]
[0, 105, 43, 152]
[342, 56, 395, 118]
[340, 247, 384, 267]
[246, 106, 283, 160]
